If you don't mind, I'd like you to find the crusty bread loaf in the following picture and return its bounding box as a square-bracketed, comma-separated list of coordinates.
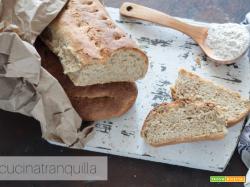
[141, 100, 227, 146]
[37, 39, 138, 121]
[40, 0, 148, 86]
[67, 82, 138, 121]
[171, 69, 250, 126]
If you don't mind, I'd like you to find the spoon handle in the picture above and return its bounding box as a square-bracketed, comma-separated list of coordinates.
[120, 2, 207, 43]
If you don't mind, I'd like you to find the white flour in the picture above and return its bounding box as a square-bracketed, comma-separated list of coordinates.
[206, 23, 250, 61]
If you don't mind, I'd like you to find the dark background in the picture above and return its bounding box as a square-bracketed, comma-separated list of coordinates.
[0, 0, 250, 186]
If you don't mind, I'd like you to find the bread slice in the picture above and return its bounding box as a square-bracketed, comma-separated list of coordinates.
[171, 69, 250, 126]
[141, 101, 227, 146]
[40, 0, 148, 86]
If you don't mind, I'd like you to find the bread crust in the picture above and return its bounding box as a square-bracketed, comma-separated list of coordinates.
[40, 0, 148, 84]
[171, 68, 250, 127]
[36, 39, 138, 121]
[50, 0, 138, 60]
[141, 100, 227, 147]
[69, 82, 137, 121]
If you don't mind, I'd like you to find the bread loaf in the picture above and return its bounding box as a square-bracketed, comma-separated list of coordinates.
[171, 69, 250, 126]
[66, 82, 138, 121]
[141, 100, 227, 146]
[40, 0, 148, 86]
[37, 39, 138, 121]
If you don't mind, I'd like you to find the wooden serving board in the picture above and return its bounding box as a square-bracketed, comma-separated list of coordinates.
[51, 7, 250, 172]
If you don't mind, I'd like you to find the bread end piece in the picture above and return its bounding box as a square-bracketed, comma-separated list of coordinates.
[171, 68, 250, 127]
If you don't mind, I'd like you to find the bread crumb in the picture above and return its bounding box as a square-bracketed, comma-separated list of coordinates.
[195, 56, 201, 67]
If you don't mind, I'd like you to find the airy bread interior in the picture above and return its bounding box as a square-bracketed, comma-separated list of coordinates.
[171, 69, 250, 126]
[141, 101, 227, 146]
[66, 48, 148, 86]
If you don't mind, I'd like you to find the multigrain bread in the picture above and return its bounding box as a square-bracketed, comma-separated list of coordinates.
[40, 0, 148, 86]
[171, 69, 250, 126]
[141, 100, 227, 146]
[37, 40, 138, 121]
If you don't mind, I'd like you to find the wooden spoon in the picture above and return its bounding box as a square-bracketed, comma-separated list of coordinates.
[120, 2, 245, 64]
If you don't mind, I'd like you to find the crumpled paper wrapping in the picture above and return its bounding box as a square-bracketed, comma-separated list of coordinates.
[0, 0, 94, 148]
[0, 0, 67, 43]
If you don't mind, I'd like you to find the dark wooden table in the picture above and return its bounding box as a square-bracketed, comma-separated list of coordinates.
[0, 0, 249, 186]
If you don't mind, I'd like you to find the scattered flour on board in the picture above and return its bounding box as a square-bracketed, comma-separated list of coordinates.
[206, 23, 250, 61]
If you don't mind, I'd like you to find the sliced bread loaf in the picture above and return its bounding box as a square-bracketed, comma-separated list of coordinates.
[141, 100, 227, 146]
[37, 41, 138, 121]
[41, 0, 148, 86]
[171, 69, 250, 126]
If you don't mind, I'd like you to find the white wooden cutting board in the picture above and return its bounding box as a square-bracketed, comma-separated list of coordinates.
[53, 7, 250, 172]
